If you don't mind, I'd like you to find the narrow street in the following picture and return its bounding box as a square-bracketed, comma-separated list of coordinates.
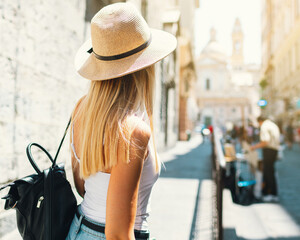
[223, 144, 300, 240]
[277, 144, 300, 225]
[149, 136, 214, 240]
[1, 139, 300, 240]
[0, 135, 215, 240]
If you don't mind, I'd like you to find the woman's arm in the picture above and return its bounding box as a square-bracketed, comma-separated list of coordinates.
[105, 118, 151, 240]
[70, 96, 86, 198]
[71, 152, 85, 198]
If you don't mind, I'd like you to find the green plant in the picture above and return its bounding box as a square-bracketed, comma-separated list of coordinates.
[259, 78, 268, 90]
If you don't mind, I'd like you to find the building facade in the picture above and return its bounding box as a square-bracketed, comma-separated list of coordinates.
[196, 22, 260, 130]
[178, 36, 197, 140]
[138, 0, 199, 143]
[261, 0, 300, 125]
[177, 0, 199, 140]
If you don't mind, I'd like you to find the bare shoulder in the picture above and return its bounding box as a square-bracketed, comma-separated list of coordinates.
[124, 115, 151, 146]
[73, 95, 86, 116]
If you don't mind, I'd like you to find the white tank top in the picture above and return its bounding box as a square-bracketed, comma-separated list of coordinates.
[71, 124, 160, 230]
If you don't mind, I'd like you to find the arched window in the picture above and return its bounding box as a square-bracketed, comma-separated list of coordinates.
[235, 41, 241, 53]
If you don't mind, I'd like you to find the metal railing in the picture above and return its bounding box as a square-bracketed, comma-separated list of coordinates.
[211, 127, 226, 240]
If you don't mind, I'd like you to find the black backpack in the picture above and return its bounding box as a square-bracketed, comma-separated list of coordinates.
[0, 120, 77, 240]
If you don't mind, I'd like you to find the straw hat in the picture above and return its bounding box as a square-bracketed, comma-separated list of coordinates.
[75, 2, 177, 81]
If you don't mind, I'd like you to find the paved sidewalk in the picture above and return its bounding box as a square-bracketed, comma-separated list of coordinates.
[223, 143, 300, 240]
[149, 136, 214, 240]
[0, 135, 214, 240]
[277, 144, 300, 225]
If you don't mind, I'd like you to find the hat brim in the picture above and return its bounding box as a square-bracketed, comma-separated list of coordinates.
[74, 29, 177, 81]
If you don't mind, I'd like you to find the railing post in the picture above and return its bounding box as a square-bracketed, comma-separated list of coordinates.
[211, 127, 225, 240]
[217, 168, 223, 240]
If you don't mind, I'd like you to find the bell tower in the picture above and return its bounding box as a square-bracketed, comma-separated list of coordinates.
[231, 18, 244, 68]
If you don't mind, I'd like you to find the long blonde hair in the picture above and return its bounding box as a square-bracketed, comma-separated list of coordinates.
[71, 65, 157, 179]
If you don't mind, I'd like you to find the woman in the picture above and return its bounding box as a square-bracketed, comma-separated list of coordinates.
[66, 2, 176, 240]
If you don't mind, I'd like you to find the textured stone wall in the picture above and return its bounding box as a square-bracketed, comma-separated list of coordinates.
[0, 0, 87, 183]
[0, 0, 185, 185]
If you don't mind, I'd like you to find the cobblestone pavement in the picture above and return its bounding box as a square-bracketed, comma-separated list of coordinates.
[0, 135, 214, 240]
[223, 143, 300, 240]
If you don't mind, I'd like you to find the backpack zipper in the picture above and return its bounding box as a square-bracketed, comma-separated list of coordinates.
[37, 196, 44, 208]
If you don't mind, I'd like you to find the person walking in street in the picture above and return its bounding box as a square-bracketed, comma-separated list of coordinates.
[247, 123, 254, 143]
[297, 126, 300, 146]
[66, 3, 177, 240]
[285, 122, 294, 150]
[250, 116, 280, 202]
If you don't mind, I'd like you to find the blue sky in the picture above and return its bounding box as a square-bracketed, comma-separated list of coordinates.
[194, 0, 261, 64]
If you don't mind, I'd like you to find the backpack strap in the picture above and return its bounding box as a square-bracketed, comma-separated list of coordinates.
[52, 118, 71, 167]
[44, 167, 52, 240]
[26, 143, 54, 174]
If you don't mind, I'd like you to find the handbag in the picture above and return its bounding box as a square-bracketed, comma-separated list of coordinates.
[0, 119, 77, 240]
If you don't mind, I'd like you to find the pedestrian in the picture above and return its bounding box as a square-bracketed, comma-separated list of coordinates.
[250, 116, 280, 202]
[66, 3, 177, 240]
[253, 126, 260, 142]
[285, 122, 294, 150]
[230, 124, 238, 147]
[208, 124, 213, 133]
[247, 123, 254, 143]
[297, 126, 300, 145]
[231, 124, 237, 140]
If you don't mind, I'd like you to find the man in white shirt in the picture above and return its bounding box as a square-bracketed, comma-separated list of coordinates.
[251, 116, 280, 202]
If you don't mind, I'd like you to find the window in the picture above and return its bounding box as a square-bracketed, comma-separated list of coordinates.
[235, 41, 241, 53]
[185, 80, 189, 93]
[141, 0, 148, 21]
[292, 46, 296, 72]
[297, 0, 300, 17]
[204, 116, 212, 126]
[297, 42, 299, 69]
[85, 0, 126, 22]
[289, 50, 293, 74]
[85, 0, 103, 22]
[205, 78, 211, 90]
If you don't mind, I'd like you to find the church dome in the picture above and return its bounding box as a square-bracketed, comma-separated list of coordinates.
[201, 28, 228, 62]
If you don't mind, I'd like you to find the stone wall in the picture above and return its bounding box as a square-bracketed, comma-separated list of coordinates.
[0, 0, 187, 184]
[0, 0, 87, 183]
